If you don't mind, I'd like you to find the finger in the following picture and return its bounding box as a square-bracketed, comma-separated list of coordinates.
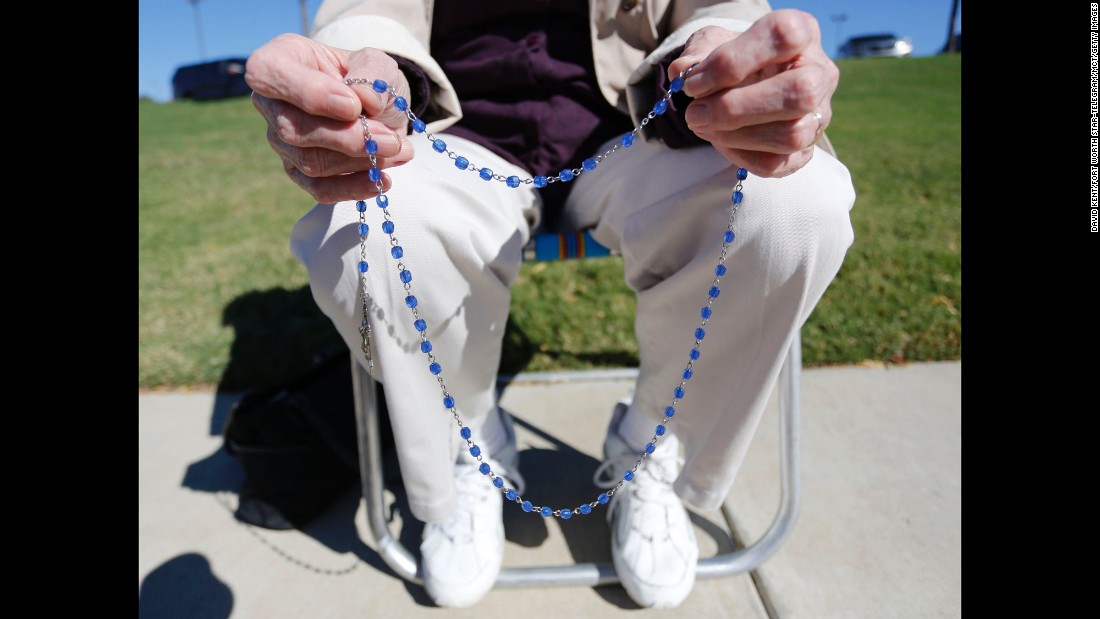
[257, 95, 409, 157]
[341, 52, 410, 132]
[271, 131, 415, 177]
[669, 25, 738, 81]
[714, 145, 815, 179]
[245, 34, 361, 121]
[285, 163, 395, 205]
[685, 66, 832, 131]
[694, 110, 829, 155]
[683, 10, 818, 98]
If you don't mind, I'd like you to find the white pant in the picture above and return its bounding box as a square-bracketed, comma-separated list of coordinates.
[291, 133, 855, 523]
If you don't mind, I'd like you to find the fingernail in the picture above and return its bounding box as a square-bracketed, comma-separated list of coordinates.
[327, 94, 359, 119]
[685, 103, 710, 128]
[683, 70, 713, 97]
[372, 131, 401, 153]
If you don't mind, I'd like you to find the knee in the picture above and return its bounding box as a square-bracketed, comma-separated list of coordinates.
[753, 151, 855, 284]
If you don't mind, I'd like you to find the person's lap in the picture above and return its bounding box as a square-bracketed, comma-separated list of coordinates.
[290, 130, 854, 519]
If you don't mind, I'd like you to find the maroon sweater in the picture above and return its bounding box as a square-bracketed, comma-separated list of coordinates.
[396, 0, 702, 224]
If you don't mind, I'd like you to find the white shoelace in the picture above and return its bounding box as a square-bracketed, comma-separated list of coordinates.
[592, 451, 684, 519]
[433, 459, 524, 543]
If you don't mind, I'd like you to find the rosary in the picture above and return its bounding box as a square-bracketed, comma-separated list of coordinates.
[344, 65, 745, 520]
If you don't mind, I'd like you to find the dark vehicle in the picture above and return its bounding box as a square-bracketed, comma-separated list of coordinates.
[838, 33, 913, 59]
[172, 58, 250, 101]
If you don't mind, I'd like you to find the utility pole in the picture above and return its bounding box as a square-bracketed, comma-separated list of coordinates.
[945, 0, 960, 53]
[830, 14, 848, 57]
[188, 0, 207, 60]
[299, 0, 310, 35]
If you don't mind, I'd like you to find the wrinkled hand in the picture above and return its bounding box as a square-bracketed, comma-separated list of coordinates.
[668, 10, 838, 178]
[246, 33, 415, 203]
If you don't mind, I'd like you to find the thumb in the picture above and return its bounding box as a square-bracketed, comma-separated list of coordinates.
[669, 26, 740, 96]
[341, 49, 410, 133]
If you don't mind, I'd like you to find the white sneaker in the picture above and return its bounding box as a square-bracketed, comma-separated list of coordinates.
[594, 402, 698, 608]
[420, 407, 525, 608]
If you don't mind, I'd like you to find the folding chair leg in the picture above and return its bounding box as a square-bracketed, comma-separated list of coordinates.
[351, 332, 802, 587]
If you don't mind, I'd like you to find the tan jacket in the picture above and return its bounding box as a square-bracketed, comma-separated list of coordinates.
[311, 0, 771, 133]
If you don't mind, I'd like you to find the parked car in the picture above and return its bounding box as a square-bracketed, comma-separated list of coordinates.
[172, 58, 251, 101]
[838, 33, 913, 59]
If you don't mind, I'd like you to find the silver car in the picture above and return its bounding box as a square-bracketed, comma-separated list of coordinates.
[838, 33, 914, 59]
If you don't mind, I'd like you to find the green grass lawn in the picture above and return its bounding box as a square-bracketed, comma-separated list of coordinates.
[139, 54, 961, 391]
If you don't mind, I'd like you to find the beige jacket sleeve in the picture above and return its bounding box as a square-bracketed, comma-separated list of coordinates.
[619, 1, 771, 126]
[309, 0, 461, 134]
[308, 1, 773, 135]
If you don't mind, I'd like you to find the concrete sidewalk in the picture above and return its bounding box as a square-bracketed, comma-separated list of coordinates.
[138, 362, 961, 618]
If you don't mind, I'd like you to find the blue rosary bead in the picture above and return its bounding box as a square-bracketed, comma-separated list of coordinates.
[624, 470, 635, 482]
[582, 158, 597, 171]
[358, 261, 369, 273]
[561, 509, 573, 520]
[394, 96, 408, 111]
[368, 167, 382, 182]
[432, 139, 446, 153]
[598, 493, 610, 504]
[724, 230, 735, 243]
[430, 362, 442, 375]
[493, 477, 504, 488]
[507, 176, 521, 188]
[645, 442, 656, 454]
[559, 168, 574, 182]
[522, 501, 533, 512]
[709, 286, 721, 298]
[669, 76, 684, 92]
[695, 327, 706, 340]
[405, 295, 418, 308]
[674, 386, 685, 399]
[480, 168, 493, 181]
[391, 246, 404, 259]
[358, 223, 369, 235]
[371, 79, 387, 93]
[356, 200, 367, 212]
[382, 221, 394, 234]
[479, 463, 491, 475]
[656, 424, 666, 436]
[733, 191, 743, 204]
[683, 368, 693, 380]
[665, 406, 676, 418]
[401, 270, 413, 284]
[653, 99, 669, 115]
[540, 506, 553, 517]
[701, 306, 712, 319]
[460, 427, 472, 439]
[365, 139, 379, 154]
[470, 445, 481, 457]
[534, 175, 548, 188]
[506, 489, 518, 501]
[455, 156, 469, 170]
[420, 340, 432, 353]
[579, 504, 592, 515]
[689, 348, 700, 360]
[443, 395, 454, 408]
[414, 318, 426, 331]
[377, 195, 389, 208]
[412, 119, 426, 133]
[716, 264, 727, 277]
[621, 132, 635, 147]
[737, 167, 748, 180]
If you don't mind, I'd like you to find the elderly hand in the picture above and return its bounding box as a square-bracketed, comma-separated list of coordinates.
[668, 10, 838, 178]
[246, 33, 415, 204]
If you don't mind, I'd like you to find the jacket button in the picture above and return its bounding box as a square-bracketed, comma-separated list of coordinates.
[620, 0, 639, 10]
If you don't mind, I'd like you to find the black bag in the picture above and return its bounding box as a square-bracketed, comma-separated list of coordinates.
[223, 352, 362, 530]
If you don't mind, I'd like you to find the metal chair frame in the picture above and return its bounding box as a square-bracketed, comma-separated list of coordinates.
[350, 332, 802, 588]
